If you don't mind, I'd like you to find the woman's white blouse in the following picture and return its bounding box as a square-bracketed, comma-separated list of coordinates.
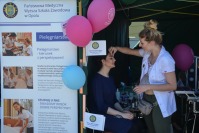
[4, 37, 15, 50]
[3, 73, 9, 86]
[139, 46, 176, 117]
[8, 77, 17, 87]
[23, 45, 33, 56]
[26, 74, 33, 87]
[18, 109, 33, 127]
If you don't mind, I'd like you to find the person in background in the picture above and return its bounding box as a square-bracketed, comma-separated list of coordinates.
[25, 68, 33, 89]
[13, 102, 33, 133]
[2, 33, 9, 55]
[8, 73, 17, 88]
[109, 28, 177, 133]
[2, 33, 8, 44]
[3, 68, 10, 88]
[88, 52, 139, 133]
[9, 68, 13, 75]
[23, 38, 33, 56]
[4, 33, 18, 56]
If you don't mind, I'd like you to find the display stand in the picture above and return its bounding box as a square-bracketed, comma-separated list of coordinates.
[175, 91, 199, 133]
[1, 1, 78, 133]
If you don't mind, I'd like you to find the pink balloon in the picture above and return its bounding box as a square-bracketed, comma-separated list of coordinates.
[87, 0, 115, 33]
[65, 15, 92, 47]
[172, 44, 194, 71]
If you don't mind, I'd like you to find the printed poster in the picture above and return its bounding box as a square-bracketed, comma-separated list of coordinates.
[0, 0, 78, 133]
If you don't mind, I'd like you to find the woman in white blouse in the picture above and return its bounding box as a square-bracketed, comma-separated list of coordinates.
[25, 68, 33, 89]
[8, 73, 17, 88]
[13, 102, 33, 133]
[3, 68, 10, 88]
[23, 38, 32, 56]
[109, 28, 177, 133]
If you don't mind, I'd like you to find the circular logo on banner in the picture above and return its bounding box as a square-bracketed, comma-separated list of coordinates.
[3, 2, 18, 18]
[89, 115, 96, 122]
[92, 42, 99, 49]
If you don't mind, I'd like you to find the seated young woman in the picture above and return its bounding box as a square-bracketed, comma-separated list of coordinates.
[87, 52, 137, 133]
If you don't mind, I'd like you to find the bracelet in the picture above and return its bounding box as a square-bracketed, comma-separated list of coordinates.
[115, 114, 123, 118]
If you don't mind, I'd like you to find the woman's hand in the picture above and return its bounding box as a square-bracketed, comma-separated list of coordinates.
[20, 128, 23, 133]
[108, 47, 117, 56]
[133, 85, 151, 94]
[121, 112, 134, 120]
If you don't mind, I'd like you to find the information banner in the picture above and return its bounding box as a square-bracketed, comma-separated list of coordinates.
[0, 0, 78, 133]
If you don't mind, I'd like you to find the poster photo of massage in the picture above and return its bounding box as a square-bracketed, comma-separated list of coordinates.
[4, 99, 33, 133]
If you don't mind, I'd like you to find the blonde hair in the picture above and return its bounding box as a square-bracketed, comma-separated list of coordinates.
[139, 28, 162, 45]
[144, 19, 158, 30]
[25, 38, 31, 44]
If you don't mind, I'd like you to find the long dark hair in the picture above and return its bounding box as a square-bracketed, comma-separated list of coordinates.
[94, 55, 107, 72]
[13, 102, 25, 114]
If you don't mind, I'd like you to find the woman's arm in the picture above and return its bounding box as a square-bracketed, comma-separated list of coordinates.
[13, 118, 21, 127]
[134, 71, 177, 94]
[109, 46, 141, 57]
[13, 43, 18, 49]
[107, 106, 134, 120]
[20, 118, 28, 133]
[6, 44, 13, 48]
